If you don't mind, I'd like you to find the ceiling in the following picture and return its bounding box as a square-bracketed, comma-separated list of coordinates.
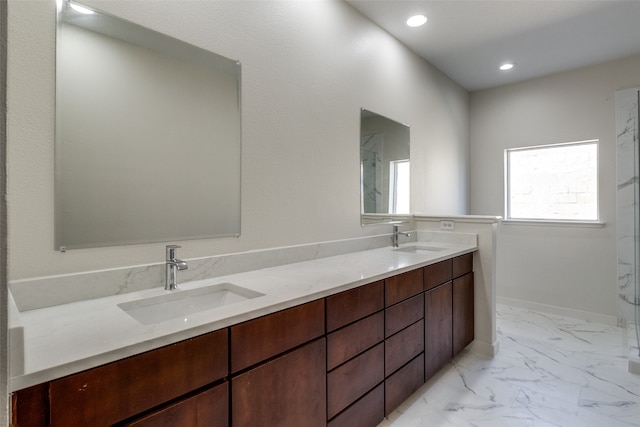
[345, 0, 640, 91]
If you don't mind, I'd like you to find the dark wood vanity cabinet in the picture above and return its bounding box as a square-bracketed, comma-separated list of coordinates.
[453, 252, 473, 280]
[230, 299, 325, 373]
[327, 384, 384, 427]
[327, 343, 384, 420]
[453, 271, 474, 355]
[424, 259, 454, 381]
[54, 329, 228, 426]
[10, 329, 229, 427]
[232, 338, 327, 427]
[385, 354, 425, 416]
[122, 382, 229, 427]
[384, 269, 423, 306]
[326, 311, 384, 371]
[452, 252, 474, 356]
[385, 319, 424, 377]
[424, 258, 452, 292]
[424, 282, 453, 380]
[10, 383, 48, 427]
[383, 270, 425, 417]
[230, 300, 327, 427]
[325, 281, 385, 426]
[12, 252, 475, 427]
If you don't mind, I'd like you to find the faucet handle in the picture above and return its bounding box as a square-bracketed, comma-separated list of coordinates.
[166, 244, 182, 260]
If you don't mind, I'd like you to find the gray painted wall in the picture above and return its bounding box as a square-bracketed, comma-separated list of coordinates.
[6, 1, 469, 282]
[470, 54, 640, 320]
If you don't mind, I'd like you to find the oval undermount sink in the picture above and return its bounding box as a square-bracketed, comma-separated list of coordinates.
[394, 245, 446, 253]
[118, 283, 264, 325]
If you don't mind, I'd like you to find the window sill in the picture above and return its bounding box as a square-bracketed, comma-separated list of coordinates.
[502, 219, 605, 228]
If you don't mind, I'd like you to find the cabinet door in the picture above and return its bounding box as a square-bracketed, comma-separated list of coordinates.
[453, 272, 474, 355]
[123, 382, 228, 427]
[425, 282, 453, 380]
[231, 299, 325, 373]
[50, 329, 228, 426]
[385, 269, 423, 306]
[232, 338, 326, 427]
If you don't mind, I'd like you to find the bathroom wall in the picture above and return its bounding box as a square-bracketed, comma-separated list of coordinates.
[6, 0, 469, 281]
[470, 54, 640, 321]
[1, 0, 8, 422]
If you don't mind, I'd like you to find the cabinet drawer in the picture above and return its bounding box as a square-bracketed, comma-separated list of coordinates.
[327, 383, 384, 427]
[326, 281, 384, 332]
[385, 319, 424, 377]
[384, 354, 425, 416]
[327, 342, 384, 419]
[385, 294, 424, 338]
[385, 268, 423, 306]
[453, 252, 473, 278]
[232, 338, 326, 427]
[231, 299, 325, 373]
[50, 329, 228, 426]
[123, 382, 228, 427]
[327, 311, 384, 371]
[424, 259, 452, 291]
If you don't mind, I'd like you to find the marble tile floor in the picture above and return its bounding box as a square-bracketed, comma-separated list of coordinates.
[379, 304, 640, 427]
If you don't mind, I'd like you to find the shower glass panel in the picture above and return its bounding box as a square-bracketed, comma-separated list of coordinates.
[616, 87, 640, 371]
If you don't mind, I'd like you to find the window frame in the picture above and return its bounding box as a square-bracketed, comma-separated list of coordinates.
[389, 158, 410, 214]
[504, 139, 602, 225]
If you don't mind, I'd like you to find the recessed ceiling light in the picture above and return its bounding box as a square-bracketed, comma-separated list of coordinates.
[69, 2, 95, 14]
[499, 63, 515, 71]
[406, 15, 427, 27]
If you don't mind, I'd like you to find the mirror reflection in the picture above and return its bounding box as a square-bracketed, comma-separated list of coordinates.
[360, 109, 410, 224]
[55, 1, 241, 250]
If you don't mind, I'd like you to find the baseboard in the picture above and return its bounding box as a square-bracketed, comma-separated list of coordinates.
[468, 339, 500, 358]
[497, 296, 618, 326]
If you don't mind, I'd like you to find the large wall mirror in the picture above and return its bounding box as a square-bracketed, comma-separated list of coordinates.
[55, 1, 241, 250]
[360, 109, 410, 225]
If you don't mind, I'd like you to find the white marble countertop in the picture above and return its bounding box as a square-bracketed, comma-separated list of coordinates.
[11, 239, 476, 391]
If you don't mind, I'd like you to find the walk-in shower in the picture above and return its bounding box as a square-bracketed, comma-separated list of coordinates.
[616, 86, 640, 373]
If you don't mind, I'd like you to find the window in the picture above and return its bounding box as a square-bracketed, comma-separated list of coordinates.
[505, 140, 598, 222]
[389, 159, 410, 214]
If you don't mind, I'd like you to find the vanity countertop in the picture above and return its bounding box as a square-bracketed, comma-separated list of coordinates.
[10, 239, 476, 391]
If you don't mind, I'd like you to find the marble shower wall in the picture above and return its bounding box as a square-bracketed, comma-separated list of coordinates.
[616, 87, 640, 362]
[361, 133, 384, 213]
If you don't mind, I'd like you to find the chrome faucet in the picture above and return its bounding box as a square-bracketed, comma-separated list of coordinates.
[165, 245, 188, 290]
[392, 225, 411, 248]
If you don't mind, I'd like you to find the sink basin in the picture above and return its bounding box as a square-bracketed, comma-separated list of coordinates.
[394, 245, 446, 253]
[118, 283, 264, 325]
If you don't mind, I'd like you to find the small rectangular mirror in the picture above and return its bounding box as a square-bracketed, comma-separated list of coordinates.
[360, 109, 410, 225]
[55, 1, 241, 250]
